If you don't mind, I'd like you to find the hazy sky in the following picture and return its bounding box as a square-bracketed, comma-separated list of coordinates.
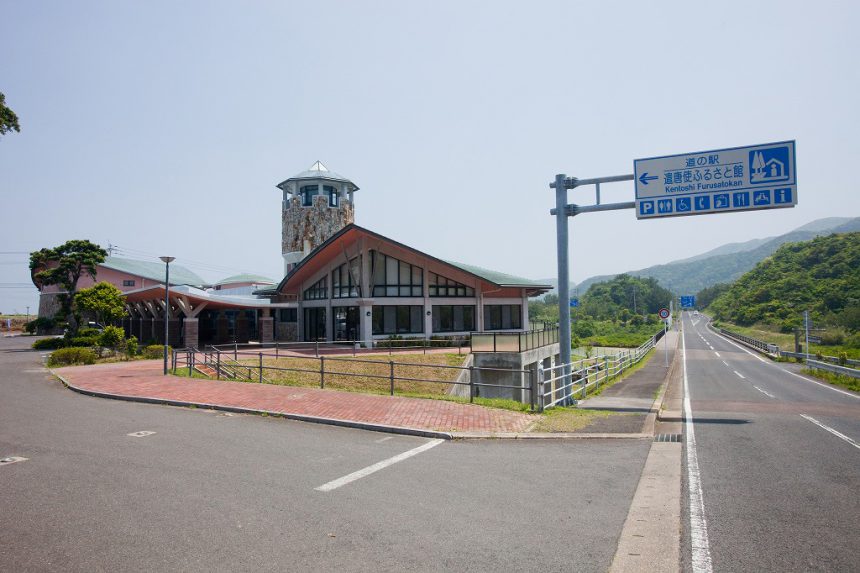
[2, 0, 859, 313]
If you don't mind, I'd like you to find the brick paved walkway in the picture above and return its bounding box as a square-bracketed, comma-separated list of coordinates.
[56, 360, 535, 434]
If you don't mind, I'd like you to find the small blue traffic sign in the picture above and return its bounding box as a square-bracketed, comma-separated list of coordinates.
[676, 197, 691, 212]
[569, 298, 579, 308]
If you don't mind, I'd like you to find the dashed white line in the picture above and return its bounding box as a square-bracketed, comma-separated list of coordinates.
[315, 439, 444, 492]
[800, 415, 860, 450]
[682, 326, 714, 572]
[374, 436, 394, 443]
[733, 371, 745, 380]
[721, 360, 729, 366]
[753, 386, 775, 398]
[713, 352, 720, 358]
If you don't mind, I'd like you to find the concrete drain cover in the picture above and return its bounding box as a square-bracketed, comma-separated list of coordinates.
[0, 456, 28, 465]
[127, 431, 156, 438]
[653, 434, 682, 443]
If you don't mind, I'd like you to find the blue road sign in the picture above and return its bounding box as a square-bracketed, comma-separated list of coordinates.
[680, 295, 696, 308]
[634, 141, 797, 219]
[569, 298, 579, 308]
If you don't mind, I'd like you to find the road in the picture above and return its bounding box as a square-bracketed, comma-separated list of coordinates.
[680, 312, 860, 572]
[0, 336, 650, 572]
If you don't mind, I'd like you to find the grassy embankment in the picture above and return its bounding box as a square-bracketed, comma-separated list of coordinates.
[712, 320, 860, 360]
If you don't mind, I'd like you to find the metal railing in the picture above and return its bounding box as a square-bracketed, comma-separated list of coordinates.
[171, 346, 537, 410]
[207, 338, 469, 358]
[715, 327, 780, 355]
[806, 359, 860, 379]
[470, 327, 560, 353]
[538, 335, 657, 410]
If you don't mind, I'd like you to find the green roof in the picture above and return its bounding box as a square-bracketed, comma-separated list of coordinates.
[101, 256, 206, 287]
[445, 260, 551, 288]
[216, 273, 275, 285]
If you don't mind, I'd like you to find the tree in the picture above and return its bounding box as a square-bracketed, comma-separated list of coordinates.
[75, 282, 127, 327]
[30, 240, 108, 336]
[0, 92, 21, 136]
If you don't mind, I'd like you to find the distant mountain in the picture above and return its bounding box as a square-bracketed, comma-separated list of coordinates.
[571, 216, 860, 296]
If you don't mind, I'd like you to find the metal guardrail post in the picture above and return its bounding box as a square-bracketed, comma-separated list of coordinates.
[188, 351, 193, 377]
[259, 352, 263, 383]
[234, 343, 237, 361]
[529, 368, 536, 412]
[315, 340, 319, 357]
[275, 342, 279, 359]
[469, 365, 475, 403]
[216, 350, 221, 380]
[320, 356, 325, 389]
[537, 366, 544, 412]
[389, 361, 395, 396]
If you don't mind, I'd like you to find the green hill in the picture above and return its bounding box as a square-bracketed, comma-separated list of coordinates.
[709, 232, 860, 333]
[573, 216, 860, 295]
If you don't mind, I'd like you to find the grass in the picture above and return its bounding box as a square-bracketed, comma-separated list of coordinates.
[530, 408, 617, 432]
[801, 368, 860, 393]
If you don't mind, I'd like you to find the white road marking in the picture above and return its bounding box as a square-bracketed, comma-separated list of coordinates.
[713, 352, 720, 358]
[733, 371, 745, 380]
[800, 415, 860, 450]
[721, 360, 729, 366]
[0, 456, 29, 466]
[315, 439, 444, 492]
[753, 386, 775, 398]
[127, 431, 156, 438]
[682, 325, 714, 573]
[711, 330, 859, 399]
[374, 436, 394, 443]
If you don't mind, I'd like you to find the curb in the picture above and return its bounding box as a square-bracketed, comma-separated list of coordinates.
[52, 370, 654, 441]
[645, 331, 682, 431]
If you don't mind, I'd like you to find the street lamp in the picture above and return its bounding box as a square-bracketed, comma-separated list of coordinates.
[159, 256, 175, 375]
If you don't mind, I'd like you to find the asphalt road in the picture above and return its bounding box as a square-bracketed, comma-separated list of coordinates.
[680, 312, 860, 572]
[0, 336, 650, 572]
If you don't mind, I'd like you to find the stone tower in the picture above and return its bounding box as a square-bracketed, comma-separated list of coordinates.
[276, 161, 358, 274]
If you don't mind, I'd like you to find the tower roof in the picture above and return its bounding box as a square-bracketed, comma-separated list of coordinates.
[276, 161, 359, 191]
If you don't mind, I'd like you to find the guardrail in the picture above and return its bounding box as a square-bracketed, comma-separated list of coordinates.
[538, 334, 657, 410]
[715, 327, 780, 355]
[172, 346, 537, 410]
[208, 338, 469, 358]
[806, 359, 860, 379]
[470, 327, 559, 353]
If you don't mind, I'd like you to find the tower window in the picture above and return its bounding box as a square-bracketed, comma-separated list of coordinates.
[301, 185, 318, 206]
[324, 185, 339, 207]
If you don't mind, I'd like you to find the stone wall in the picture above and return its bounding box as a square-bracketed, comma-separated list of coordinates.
[282, 195, 354, 256]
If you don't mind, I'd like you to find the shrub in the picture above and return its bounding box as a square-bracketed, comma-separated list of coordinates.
[819, 329, 846, 346]
[47, 347, 97, 367]
[67, 335, 99, 347]
[838, 352, 848, 366]
[98, 325, 126, 349]
[77, 327, 102, 338]
[143, 345, 170, 359]
[32, 337, 67, 350]
[125, 336, 139, 358]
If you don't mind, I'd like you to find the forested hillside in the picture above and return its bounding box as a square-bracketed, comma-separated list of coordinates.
[709, 232, 860, 333]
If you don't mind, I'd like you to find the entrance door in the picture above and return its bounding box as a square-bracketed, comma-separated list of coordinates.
[332, 306, 359, 341]
[304, 307, 326, 341]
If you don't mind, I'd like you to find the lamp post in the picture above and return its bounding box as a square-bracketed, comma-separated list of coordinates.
[159, 256, 175, 375]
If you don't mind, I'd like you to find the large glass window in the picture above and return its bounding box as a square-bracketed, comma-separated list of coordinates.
[332, 257, 361, 298]
[432, 305, 475, 332]
[301, 185, 318, 206]
[370, 250, 423, 297]
[303, 277, 327, 300]
[332, 306, 359, 341]
[484, 304, 522, 330]
[304, 308, 326, 341]
[324, 185, 339, 207]
[372, 306, 424, 335]
[428, 272, 474, 297]
[278, 308, 297, 322]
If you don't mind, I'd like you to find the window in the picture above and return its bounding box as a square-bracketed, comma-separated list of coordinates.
[432, 305, 475, 332]
[484, 304, 522, 330]
[324, 185, 339, 207]
[122, 279, 135, 287]
[301, 185, 318, 206]
[332, 257, 361, 298]
[370, 250, 423, 297]
[372, 306, 424, 335]
[303, 277, 327, 300]
[428, 273, 474, 297]
[278, 308, 297, 322]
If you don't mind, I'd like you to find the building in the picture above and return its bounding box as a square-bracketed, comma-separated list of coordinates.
[34, 162, 550, 348]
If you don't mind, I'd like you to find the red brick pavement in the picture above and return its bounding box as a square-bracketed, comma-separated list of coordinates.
[56, 360, 535, 434]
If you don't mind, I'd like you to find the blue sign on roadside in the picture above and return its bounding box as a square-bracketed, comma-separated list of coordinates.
[569, 298, 579, 308]
[680, 295, 696, 308]
[634, 141, 797, 219]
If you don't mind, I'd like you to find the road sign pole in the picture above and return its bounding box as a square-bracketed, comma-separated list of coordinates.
[804, 310, 810, 363]
[555, 174, 573, 405]
[664, 320, 668, 367]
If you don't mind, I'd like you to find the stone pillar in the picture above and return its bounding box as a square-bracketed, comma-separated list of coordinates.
[184, 318, 199, 349]
[216, 311, 229, 344]
[236, 311, 250, 343]
[358, 303, 373, 346]
[259, 310, 274, 343]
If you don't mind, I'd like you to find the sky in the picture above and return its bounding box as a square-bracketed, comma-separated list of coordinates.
[2, 0, 859, 314]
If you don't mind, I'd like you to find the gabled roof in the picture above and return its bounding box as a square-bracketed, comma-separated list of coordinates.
[101, 256, 206, 287]
[277, 224, 551, 295]
[276, 160, 359, 191]
[215, 273, 274, 286]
